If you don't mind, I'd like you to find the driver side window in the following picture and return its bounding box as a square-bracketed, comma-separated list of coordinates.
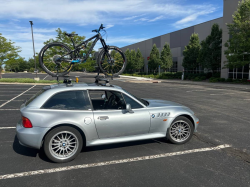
[89, 90, 126, 110]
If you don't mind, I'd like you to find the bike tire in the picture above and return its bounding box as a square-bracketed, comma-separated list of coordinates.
[97, 46, 127, 77]
[39, 42, 74, 77]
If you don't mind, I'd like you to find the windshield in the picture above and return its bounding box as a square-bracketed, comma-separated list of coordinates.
[123, 90, 149, 106]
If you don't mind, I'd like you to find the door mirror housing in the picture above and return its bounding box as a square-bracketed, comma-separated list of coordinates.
[126, 104, 134, 113]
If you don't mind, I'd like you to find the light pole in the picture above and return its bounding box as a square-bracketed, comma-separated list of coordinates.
[29, 21, 39, 80]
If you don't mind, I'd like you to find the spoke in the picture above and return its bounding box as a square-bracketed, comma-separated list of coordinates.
[65, 148, 69, 154]
[53, 147, 60, 152]
[69, 138, 75, 142]
[56, 135, 62, 141]
[52, 145, 60, 149]
[52, 143, 60, 147]
[69, 142, 76, 144]
[67, 135, 72, 140]
[59, 149, 63, 155]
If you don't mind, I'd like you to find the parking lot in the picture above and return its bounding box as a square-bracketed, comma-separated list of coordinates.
[0, 72, 249, 187]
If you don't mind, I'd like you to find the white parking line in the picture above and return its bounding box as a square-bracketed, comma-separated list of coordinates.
[43, 75, 48, 80]
[0, 100, 23, 101]
[0, 94, 34, 96]
[0, 127, 15, 129]
[0, 109, 19, 110]
[0, 91, 37, 92]
[0, 85, 36, 108]
[210, 93, 235, 95]
[186, 90, 207, 92]
[0, 144, 231, 180]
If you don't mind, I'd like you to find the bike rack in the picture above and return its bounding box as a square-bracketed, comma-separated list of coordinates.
[50, 67, 120, 86]
[51, 74, 71, 84]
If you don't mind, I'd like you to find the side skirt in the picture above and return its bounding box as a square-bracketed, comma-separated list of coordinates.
[86, 132, 166, 146]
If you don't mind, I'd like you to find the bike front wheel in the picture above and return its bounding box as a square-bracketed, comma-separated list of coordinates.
[39, 42, 74, 77]
[98, 46, 127, 77]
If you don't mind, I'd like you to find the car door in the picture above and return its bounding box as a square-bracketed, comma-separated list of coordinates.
[89, 90, 150, 139]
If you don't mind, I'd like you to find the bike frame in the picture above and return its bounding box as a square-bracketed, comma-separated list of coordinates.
[58, 33, 110, 63]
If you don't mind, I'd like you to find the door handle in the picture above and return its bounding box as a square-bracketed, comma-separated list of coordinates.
[98, 116, 109, 120]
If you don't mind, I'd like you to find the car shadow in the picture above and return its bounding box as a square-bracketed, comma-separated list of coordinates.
[83, 138, 169, 153]
[12, 135, 39, 157]
[13, 135, 170, 163]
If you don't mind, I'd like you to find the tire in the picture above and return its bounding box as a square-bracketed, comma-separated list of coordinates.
[97, 46, 127, 76]
[39, 42, 74, 77]
[43, 126, 83, 163]
[166, 116, 194, 144]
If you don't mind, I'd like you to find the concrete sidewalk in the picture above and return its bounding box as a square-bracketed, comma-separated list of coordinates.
[119, 75, 250, 92]
[159, 79, 250, 92]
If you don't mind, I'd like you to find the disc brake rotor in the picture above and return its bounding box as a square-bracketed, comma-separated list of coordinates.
[52, 55, 62, 65]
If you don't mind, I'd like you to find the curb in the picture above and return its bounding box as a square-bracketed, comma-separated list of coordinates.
[120, 75, 153, 81]
[0, 82, 54, 85]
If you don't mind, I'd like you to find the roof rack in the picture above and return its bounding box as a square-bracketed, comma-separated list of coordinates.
[95, 75, 111, 86]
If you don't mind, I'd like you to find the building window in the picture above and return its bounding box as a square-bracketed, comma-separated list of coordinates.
[228, 64, 249, 79]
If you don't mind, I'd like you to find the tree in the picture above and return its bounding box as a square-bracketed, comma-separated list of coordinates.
[0, 33, 21, 77]
[160, 42, 173, 71]
[198, 24, 222, 72]
[27, 55, 42, 72]
[124, 49, 132, 72]
[148, 44, 161, 72]
[182, 33, 201, 72]
[130, 49, 136, 71]
[224, 0, 250, 69]
[135, 48, 144, 72]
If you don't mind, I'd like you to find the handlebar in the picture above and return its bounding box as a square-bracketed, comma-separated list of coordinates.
[92, 24, 105, 33]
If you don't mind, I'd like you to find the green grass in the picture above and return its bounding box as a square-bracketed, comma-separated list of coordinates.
[0, 78, 62, 83]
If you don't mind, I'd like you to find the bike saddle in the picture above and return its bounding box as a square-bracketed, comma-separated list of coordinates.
[65, 33, 78, 37]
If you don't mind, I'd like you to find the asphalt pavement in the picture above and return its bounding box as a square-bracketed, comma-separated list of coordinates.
[0, 72, 249, 187]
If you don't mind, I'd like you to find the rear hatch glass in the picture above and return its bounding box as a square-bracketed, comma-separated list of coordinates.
[25, 86, 50, 106]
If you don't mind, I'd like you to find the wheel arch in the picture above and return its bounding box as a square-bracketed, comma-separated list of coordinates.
[174, 114, 195, 127]
[41, 123, 86, 148]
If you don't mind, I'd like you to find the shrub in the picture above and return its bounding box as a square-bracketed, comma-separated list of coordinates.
[201, 76, 206, 80]
[219, 78, 225, 82]
[209, 77, 219, 82]
[193, 77, 202, 81]
[226, 78, 233, 82]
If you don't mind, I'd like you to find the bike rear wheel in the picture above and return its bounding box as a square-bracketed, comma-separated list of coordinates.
[39, 42, 74, 77]
[98, 46, 127, 77]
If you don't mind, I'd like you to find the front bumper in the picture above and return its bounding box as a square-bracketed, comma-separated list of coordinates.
[192, 114, 199, 132]
[16, 120, 50, 149]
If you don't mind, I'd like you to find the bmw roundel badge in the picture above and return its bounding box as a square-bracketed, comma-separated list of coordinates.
[151, 114, 155, 118]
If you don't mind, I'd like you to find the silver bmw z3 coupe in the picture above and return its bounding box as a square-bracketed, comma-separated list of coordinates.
[16, 82, 199, 163]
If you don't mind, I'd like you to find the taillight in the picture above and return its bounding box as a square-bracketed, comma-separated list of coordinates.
[22, 116, 33, 128]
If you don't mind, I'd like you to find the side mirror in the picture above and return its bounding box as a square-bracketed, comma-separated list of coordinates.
[126, 104, 134, 113]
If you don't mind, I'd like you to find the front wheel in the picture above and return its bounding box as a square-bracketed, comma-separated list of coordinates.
[166, 116, 194, 144]
[39, 42, 74, 77]
[98, 46, 127, 77]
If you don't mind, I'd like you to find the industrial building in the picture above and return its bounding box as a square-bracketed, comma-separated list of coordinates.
[121, 0, 249, 79]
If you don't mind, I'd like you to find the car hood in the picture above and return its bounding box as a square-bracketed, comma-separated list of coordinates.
[144, 99, 184, 108]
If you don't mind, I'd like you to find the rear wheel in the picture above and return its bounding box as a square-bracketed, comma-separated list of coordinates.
[43, 126, 83, 163]
[39, 42, 74, 77]
[98, 46, 127, 77]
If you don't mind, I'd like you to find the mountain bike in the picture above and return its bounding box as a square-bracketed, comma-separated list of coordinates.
[39, 24, 127, 77]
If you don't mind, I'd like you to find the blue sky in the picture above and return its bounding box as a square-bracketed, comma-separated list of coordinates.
[0, 0, 223, 60]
